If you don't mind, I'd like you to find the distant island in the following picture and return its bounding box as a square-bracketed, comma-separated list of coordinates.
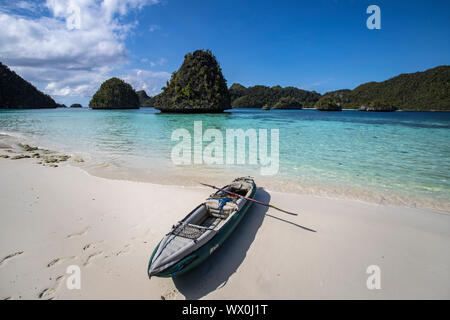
[230, 65, 449, 111]
[89, 78, 140, 110]
[315, 96, 342, 111]
[0, 62, 60, 108]
[137, 90, 153, 107]
[320, 66, 450, 111]
[230, 84, 320, 109]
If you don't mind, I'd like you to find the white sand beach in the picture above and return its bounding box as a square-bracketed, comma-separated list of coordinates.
[1, 157, 449, 300]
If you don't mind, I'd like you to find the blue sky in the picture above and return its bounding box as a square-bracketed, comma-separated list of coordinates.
[0, 0, 449, 106]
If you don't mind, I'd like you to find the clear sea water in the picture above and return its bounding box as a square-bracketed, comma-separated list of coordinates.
[0, 108, 449, 212]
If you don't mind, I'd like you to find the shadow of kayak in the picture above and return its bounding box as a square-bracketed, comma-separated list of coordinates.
[172, 187, 270, 299]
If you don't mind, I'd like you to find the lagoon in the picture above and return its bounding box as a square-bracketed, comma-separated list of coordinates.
[0, 107, 449, 212]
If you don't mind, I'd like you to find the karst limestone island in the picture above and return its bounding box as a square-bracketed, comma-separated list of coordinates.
[89, 77, 140, 109]
[152, 49, 231, 113]
[1, 57, 449, 111]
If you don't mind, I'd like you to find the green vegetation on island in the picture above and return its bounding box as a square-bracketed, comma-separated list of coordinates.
[70, 103, 82, 108]
[89, 77, 140, 109]
[137, 90, 154, 107]
[272, 96, 303, 109]
[229, 65, 449, 111]
[0, 62, 59, 108]
[321, 66, 450, 111]
[153, 50, 231, 113]
[230, 84, 320, 109]
[314, 96, 342, 111]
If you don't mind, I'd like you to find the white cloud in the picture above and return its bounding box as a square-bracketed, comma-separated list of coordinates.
[157, 57, 167, 65]
[0, 0, 165, 100]
[122, 69, 170, 96]
[149, 57, 167, 68]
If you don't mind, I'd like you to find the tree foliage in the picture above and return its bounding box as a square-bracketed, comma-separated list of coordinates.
[89, 77, 139, 109]
[137, 90, 154, 107]
[153, 49, 231, 112]
[272, 96, 303, 109]
[229, 84, 320, 108]
[322, 66, 450, 110]
[315, 96, 342, 111]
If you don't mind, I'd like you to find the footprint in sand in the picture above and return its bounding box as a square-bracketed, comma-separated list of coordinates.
[82, 240, 104, 251]
[83, 251, 103, 266]
[0, 251, 24, 267]
[38, 275, 66, 300]
[115, 244, 131, 256]
[47, 256, 77, 268]
[39, 288, 56, 299]
[161, 289, 178, 300]
[67, 227, 90, 239]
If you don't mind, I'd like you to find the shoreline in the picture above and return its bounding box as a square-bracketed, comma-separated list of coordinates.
[1, 131, 449, 214]
[1, 158, 450, 299]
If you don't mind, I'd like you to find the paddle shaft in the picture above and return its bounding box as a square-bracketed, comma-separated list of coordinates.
[200, 182, 299, 216]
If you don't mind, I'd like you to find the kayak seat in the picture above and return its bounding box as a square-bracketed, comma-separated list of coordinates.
[205, 198, 237, 219]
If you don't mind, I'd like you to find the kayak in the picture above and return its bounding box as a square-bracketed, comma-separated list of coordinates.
[147, 176, 256, 278]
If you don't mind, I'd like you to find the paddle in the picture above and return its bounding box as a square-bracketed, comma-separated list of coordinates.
[199, 182, 299, 216]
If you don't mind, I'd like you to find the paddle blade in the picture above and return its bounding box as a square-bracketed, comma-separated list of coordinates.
[269, 205, 299, 216]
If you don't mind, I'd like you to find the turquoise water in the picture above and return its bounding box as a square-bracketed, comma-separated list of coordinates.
[0, 108, 449, 212]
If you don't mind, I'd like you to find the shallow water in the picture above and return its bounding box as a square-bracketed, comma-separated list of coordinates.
[0, 108, 449, 212]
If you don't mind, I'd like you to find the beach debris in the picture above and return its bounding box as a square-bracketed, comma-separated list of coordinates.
[44, 154, 70, 164]
[56, 155, 70, 161]
[74, 157, 85, 163]
[18, 143, 38, 152]
[31, 153, 40, 158]
[10, 154, 31, 160]
[0, 154, 9, 158]
[0, 251, 24, 266]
